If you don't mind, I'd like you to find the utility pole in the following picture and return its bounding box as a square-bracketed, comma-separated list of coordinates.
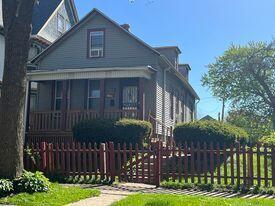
[221, 98, 225, 122]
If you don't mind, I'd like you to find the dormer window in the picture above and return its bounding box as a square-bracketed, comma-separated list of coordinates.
[88, 29, 104, 58]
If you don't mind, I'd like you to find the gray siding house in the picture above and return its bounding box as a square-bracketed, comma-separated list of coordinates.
[27, 9, 199, 140]
[0, 0, 78, 103]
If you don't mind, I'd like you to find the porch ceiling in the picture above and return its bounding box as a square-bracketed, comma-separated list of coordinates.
[27, 66, 156, 81]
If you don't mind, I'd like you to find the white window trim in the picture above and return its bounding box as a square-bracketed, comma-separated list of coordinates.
[57, 13, 65, 34]
[89, 31, 104, 58]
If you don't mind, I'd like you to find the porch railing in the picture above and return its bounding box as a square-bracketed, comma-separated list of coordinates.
[29, 109, 139, 132]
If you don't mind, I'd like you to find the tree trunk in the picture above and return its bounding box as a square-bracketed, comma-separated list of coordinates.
[0, 0, 35, 179]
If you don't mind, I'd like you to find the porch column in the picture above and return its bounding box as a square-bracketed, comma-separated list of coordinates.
[139, 78, 145, 120]
[99, 79, 105, 116]
[60, 80, 67, 130]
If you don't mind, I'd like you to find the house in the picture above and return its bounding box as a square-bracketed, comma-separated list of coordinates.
[26, 8, 199, 141]
[0, 0, 79, 104]
[200, 115, 216, 121]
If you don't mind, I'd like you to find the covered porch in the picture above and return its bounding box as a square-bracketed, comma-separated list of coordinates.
[26, 66, 155, 134]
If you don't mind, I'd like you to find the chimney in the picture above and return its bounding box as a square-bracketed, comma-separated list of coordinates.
[121, 24, 130, 32]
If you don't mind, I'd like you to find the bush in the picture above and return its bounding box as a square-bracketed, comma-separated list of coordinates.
[259, 132, 275, 147]
[73, 118, 152, 146]
[173, 120, 248, 146]
[72, 118, 115, 143]
[0, 179, 13, 197]
[13, 171, 50, 194]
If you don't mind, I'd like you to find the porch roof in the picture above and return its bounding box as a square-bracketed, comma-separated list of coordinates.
[27, 66, 156, 81]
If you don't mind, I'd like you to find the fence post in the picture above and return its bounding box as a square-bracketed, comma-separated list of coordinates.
[40, 142, 47, 172]
[109, 142, 115, 182]
[272, 147, 275, 187]
[100, 143, 106, 180]
[155, 141, 162, 187]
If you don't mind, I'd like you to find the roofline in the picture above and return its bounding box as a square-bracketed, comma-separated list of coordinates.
[37, 0, 64, 37]
[159, 55, 199, 100]
[31, 35, 51, 46]
[69, 0, 79, 22]
[179, 63, 191, 71]
[31, 8, 161, 64]
[154, 46, 181, 54]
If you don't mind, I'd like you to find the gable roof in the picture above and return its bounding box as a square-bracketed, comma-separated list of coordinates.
[31, 8, 199, 100]
[32, 0, 78, 34]
[0, 0, 78, 35]
[32, 8, 161, 63]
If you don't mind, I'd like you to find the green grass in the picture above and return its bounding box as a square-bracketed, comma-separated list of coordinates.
[0, 183, 100, 206]
[112, 194, 275, 206]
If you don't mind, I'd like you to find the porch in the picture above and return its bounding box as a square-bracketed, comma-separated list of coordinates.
[26, 66, 155, 135]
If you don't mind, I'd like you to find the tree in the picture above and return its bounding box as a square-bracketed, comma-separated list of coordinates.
[0, 0, 36, 178]
[226, 109, 272, 143]
[202, 40, 275, 130]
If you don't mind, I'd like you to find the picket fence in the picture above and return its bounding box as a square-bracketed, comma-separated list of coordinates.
[24, 141, 275, 187]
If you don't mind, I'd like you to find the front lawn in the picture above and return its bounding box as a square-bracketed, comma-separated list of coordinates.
[112, 194, 274, 206]
[0, 183, 100, 206]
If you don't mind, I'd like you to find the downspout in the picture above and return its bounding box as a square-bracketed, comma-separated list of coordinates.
[162, 67, 170, 142]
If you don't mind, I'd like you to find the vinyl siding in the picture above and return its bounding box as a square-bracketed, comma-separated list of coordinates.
[38, 13, 158, 70]
[155, 66, 163, 134]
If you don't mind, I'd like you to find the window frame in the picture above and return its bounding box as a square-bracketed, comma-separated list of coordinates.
[87, 29, 105, 58]
[54, 80, 62, 111]
[87, 80, 101, 110]
[57, 13, 65, 34]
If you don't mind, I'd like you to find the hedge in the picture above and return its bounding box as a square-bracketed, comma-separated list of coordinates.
[173, 120, 248, 146]
[72, 118, 152, 146]
[259, 132, 275, 147]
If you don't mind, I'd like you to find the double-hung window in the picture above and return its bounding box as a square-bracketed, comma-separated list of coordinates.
[89, 30, 104, 58]
[87, 80, 100, 110]
[54, 80, 71, 110]
[55, 81, 62, 110]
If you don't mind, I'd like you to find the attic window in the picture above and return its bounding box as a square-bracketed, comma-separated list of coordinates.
[57, 14, 65, 34]
[88, 29, 104, 58]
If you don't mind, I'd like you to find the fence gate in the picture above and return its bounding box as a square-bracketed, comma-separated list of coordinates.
[24, 141, 161, 185]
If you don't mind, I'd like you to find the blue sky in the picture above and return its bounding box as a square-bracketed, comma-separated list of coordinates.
[74, 0, 275, 119]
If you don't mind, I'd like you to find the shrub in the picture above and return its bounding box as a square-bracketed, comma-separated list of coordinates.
[13, 171, 50, 193]
[0, 179, 13, 197]
[173, 120, 248, 146]
[114, 119, 152, 146]
[72, 118, 115, 143]
[259, 132, 275, 147]
[73, 118, 152, 146]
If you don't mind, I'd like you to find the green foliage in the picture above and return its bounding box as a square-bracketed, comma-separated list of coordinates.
[201, 40, 275, 129]
[73, 118, 152, 146]
[173, 120, 248, 146]
[13, 171, 50, 194]
[259, 132, 275, 147]
[226, 110, 272, 143]
[0, 179, 13, 197]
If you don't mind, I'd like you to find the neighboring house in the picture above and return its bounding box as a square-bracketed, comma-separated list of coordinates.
[27, 8, 199, 140]
[200, 115, 216, 121]
[0, 0, 79, 108]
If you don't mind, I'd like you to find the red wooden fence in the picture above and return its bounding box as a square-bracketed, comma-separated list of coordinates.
[24, 141, 275, 187]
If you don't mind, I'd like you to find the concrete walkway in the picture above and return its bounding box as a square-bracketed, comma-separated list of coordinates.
[68, 183, 155, 206]
[68, 183, 275, 206]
